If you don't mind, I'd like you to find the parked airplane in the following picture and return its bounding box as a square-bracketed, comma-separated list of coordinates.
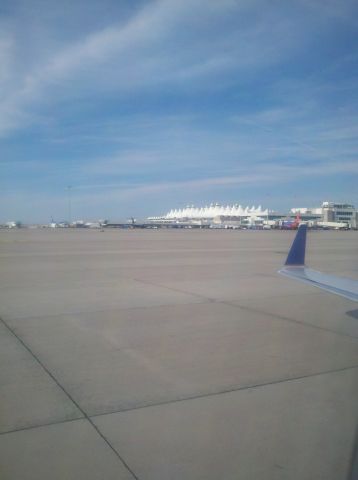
[280, 213, 301, 230]
[279, 224, 358, 302]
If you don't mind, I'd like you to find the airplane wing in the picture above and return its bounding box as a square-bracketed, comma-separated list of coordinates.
[278, 224, 358, 302]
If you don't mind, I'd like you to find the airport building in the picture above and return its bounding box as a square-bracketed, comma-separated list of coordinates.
[321, 202, 357, 228]
[148, 204, 270, 228]
[291, 202, 357, 229]
[149, 201, 358, 229]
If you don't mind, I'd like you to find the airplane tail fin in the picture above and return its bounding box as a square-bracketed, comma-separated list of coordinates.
[285, 224, 307, 266]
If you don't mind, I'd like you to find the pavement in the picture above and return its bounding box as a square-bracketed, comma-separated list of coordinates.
[0, 228, 357, 480]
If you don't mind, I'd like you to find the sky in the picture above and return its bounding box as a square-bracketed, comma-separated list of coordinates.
[1, 0, 358, 222]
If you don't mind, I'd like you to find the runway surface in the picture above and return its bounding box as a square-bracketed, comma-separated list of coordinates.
[0, 228, 357, 479]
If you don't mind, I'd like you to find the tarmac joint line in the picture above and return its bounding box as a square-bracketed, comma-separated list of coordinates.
[88, 363, 358, 419]
[130, 276, 358, 340]
[0, 315, 141, 480]
[223, 301, 358, 340]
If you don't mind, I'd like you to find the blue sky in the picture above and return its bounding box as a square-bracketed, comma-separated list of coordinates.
[1, 0, 358, 222]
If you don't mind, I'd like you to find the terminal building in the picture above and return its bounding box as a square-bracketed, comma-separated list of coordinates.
[291, 202, 357, 229]
[148, 204, 270, 228]
[321, 202, 357, 228]
[149, 201, 358, 229]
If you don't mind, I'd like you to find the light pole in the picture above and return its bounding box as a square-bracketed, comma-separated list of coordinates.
[66, 185, 72, 225]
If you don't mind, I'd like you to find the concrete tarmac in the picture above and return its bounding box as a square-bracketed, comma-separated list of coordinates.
[0, 228, 357, 479]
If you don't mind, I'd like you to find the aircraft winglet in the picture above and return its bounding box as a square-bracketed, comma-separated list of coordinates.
[279, 223, 358, 302]
[285, 224, 307, 266]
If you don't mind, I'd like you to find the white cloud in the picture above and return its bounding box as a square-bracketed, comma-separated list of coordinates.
[0, 35, 14, 89]
[72, 159, 358, 198]
[0, 0, 318, 135]
[1, 0, 358, 221]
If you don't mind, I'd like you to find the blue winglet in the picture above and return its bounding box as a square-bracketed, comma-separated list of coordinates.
[285, 224, 307, 266]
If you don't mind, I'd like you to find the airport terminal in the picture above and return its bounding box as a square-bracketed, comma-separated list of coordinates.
[3, 201, 357, 231]
[148, 201, 358, 229]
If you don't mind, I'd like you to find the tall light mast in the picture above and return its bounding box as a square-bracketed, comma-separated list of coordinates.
[66, 185, 72, 225]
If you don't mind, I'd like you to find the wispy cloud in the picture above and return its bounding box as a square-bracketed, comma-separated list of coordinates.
[0, 0, 323, 135]
[2, 156, 357, 222]
[1, 0, 358, 220]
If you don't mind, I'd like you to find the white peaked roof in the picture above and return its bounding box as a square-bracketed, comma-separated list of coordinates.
[149, 204, 269, 220]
